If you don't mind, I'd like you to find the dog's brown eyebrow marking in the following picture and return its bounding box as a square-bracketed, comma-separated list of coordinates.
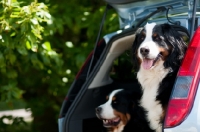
[106, 96, 109, 100]
[153, 33, 158, 37]
[112, 96, 116, 101]
[142, 31, 146, 36]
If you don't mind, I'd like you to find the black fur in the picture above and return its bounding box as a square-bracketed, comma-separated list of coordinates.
[132, 27, 145, 71]
[156, 24, 187, 71]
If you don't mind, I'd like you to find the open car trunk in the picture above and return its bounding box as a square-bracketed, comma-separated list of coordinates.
[59, 0, 200, 132]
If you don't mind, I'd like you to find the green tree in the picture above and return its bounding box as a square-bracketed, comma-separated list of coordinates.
[0, 0, 119, 131]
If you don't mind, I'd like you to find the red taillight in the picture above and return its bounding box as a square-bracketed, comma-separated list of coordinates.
[164, 26, 200, 128]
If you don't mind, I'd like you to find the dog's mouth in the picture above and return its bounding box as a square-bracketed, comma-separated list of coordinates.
[142, 54, 162, 70]
[101, 117, 121, 127]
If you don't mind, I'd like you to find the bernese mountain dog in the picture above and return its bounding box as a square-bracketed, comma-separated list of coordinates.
[96, 89, 154, 132]
[132, 23, 188, 132]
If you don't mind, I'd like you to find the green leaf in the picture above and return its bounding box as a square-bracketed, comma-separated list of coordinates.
[0, 81, 23, 101]
[31, 54, 44, 69]
[42, 41, 51, 51]
[41, 54, 51, 65]
[75, 54, 86, 68]
[0, 52, 5, 68]
[6, 52, 16, 65]
[28, 32, 37, 46]
[21, 22, 28, 34]
[7, 69, 18, 78]
[11, 87, 23, 99]
[17, 45, 28, 55]
[26, 40, 31, 50]
[1, 34, 10, 47]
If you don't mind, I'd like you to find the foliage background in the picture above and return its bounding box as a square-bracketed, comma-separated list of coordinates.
[0, 0, 119, 131]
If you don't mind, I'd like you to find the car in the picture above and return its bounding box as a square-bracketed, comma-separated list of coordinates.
[58, 0, 200, 132]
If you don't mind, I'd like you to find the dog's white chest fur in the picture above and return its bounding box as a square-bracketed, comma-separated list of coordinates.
[137, 62, 170, 132]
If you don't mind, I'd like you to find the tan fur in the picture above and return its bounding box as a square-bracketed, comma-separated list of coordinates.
[159, 47, 169, 61]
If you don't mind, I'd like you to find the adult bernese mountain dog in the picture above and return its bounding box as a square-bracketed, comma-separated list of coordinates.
[132, 23, 188, 132]
[96, 89, 154, 132]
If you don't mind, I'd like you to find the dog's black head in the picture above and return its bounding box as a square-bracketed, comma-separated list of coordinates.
[132, 23, 188, 71]
[96, 89, 136, 131]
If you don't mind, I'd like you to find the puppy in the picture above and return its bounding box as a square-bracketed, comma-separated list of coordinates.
[96, 89, 154, 132]
[132, 23, 188, 132]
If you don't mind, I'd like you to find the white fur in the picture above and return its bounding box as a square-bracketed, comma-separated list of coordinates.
[137, 23, 170, 132]
[138, 61, 170, 132]
[138, 23, 160, 60]
[99, 89, 123, 119]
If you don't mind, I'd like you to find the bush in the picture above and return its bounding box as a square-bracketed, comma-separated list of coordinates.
[0, 0, 118, 131]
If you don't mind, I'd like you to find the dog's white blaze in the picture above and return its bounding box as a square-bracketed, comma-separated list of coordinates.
[138, 60, 170, 132]
[99, 89, 123, 119]
[138, 23, 160, 59]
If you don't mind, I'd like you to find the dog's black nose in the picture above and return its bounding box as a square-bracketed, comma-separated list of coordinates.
[140, 47, 149, 56]
[96, 107, 102, 114]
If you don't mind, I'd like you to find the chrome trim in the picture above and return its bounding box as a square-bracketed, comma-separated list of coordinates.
[58, 118, 64, 132]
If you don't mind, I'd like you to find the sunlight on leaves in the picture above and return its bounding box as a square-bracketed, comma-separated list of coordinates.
[47, 69, 52, 74]
[62, 77, 68, 83]
[65, 41, 73, 48]
[84, 12, 90, 16]
[42, 41, 51, 51]
[66, 69, 71, 74]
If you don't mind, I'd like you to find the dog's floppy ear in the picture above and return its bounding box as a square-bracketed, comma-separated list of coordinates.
[132, 28, 143, 71]
[161, 24, 188, 71]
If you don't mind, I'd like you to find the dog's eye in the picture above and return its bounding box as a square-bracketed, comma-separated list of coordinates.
[153, 36, 160, 41]
[156, 36, 160, 40]
[153, 33, 161, 41]
[140, 31, 146, 40]
[140, 35, 145, 40]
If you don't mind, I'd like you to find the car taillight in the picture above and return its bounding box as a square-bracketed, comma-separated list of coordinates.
[164, 26, 200, 128]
